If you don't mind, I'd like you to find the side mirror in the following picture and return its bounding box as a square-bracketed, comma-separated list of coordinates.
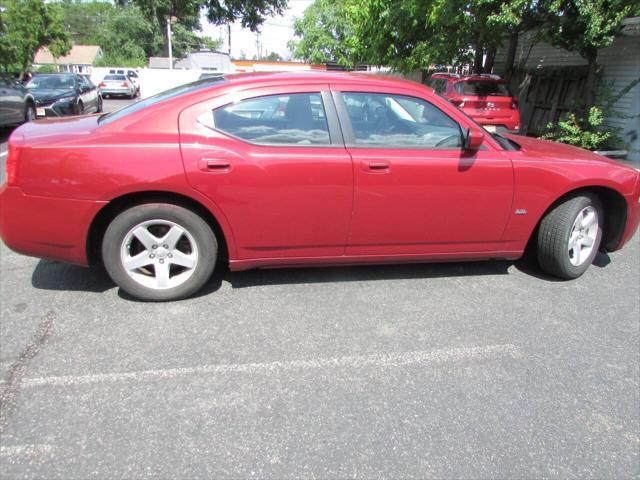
[463, 128, 484, 151]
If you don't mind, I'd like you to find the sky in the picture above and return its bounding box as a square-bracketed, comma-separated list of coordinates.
[200, 0, 313, 60]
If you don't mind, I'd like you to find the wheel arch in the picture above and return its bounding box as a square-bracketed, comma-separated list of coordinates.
[86, 190, 232, 266]
[530, 185, 627, 252]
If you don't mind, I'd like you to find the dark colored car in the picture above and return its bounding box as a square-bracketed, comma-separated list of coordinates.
[428, 73, 521, 133]
[1, 72, 639, 301]
[26, 73, 102, 117]
[0, 73, 36, 127]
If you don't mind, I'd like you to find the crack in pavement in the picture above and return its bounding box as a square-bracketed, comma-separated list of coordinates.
[0, 311, 55, 435]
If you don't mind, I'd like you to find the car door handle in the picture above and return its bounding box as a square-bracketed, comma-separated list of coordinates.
[198, 158, 231, 172]
[366, 161, 390, 171]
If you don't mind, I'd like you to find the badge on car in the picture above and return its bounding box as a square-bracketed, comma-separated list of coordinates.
[484, 125, 497, 132]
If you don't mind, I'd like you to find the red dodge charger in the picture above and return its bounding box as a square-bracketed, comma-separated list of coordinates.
[1, 72, 639, 301]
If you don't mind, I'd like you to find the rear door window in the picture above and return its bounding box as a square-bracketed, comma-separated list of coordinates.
[210, 93, 331, 145]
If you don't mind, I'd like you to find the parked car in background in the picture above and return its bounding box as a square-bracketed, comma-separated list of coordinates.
[99, 74, 138, 99]
[109, 68, 140, 95]
[0, 73, 36, 127]
[26, 73, 102, 117]
[428, 73, 520, 133]
[1, 72, 639, 301]
[198, 72, 224, 80]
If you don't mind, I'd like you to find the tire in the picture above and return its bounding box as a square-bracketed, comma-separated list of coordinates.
[537, 193, 603, 279]
[24, 102, 36, 122]
[96, 96, 103, 113]
[76, 101, 84, 115]
[102, 203, 217, 301]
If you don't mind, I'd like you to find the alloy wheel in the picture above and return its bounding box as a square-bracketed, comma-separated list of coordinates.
[119, 219, 199, 290]
[567, 206, 598, 266]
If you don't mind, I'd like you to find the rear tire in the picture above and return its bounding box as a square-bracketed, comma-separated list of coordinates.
[96, 96, 103, 113]
[537, 193, 603, 279]
[102, 203, 217, 301]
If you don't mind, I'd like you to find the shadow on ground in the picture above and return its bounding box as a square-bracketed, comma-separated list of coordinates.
[27, 250, 604, 301]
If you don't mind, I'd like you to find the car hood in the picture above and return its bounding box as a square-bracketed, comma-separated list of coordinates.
[29, 88, 77, 104]
[502, 133, 618, 165]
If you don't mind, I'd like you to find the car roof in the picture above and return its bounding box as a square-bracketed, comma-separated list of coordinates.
[220, 71, 426, 90]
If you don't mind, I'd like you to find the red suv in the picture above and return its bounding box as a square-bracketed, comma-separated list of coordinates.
[428, 73, 520, 133]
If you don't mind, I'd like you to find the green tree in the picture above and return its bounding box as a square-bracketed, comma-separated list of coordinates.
[0, 0, 72, 76]
[290, 0, 358, 66]
[543, 0, 635, 110]
[264, 51, 282, 61]
[119, 0, 287, 57]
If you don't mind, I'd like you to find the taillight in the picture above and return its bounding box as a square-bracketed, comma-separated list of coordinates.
[99, 82, 106, 87]
[6, 133, 25, 186]
[121, 82, 128, 87]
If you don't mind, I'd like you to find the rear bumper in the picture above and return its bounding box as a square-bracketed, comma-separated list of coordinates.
[464, 112, 520, 131]
[0, 185, 105, 266]
[99, 88, 133, 96]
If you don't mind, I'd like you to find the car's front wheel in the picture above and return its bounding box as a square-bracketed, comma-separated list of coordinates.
[537, 193, 603, 279]
[102, 204, 217, 301]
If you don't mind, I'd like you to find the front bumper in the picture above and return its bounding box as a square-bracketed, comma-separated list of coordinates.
[616, 183, 640, 250]
[0, 185, 106, 266]
[35, 100, 77, 117]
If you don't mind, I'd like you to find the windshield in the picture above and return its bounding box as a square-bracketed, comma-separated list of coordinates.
[99, 76, 227, 125]
[104, 75, 127, 81]
[454, 80, 510, 97]
[27, 75, 76, 90]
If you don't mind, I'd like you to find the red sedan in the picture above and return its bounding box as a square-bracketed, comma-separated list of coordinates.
[1, 72, 639, 301]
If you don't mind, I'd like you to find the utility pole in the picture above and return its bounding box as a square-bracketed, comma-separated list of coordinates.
[167, 18, 173, 70]
[228, 24, 231, 56]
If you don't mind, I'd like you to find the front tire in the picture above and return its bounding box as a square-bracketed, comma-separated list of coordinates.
[24, 102, 36, 122]
[102, 204, 217, 301]
[537, 193, 603, 279]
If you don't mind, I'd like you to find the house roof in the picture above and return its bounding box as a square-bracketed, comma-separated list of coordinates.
[34, 45, 102, 65]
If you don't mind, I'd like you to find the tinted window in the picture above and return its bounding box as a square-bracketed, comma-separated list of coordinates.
[104, 75, 127, 81]
[454, 81, 510, 96]
[342, 93, 462, 148]
[211, 93, 330, 145]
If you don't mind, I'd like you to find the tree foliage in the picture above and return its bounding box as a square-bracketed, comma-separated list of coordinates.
[0, 0, 72, 74]
[55, 1, 224, 67]
[290, 0, 358, 66]
[119, 0, 287, 56]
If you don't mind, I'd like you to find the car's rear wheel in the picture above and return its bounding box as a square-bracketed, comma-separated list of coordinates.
[102, 204, 217, 301]
[537, 193, 603, 279]
[96, 96, 103, 113]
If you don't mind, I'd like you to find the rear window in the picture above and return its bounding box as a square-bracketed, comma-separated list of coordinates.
[99, 76, 227, 125]
[104, 75, 127, 81]
[454, 81, 510, 97]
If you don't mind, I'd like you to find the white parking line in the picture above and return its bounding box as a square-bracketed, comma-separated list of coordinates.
[0, 444, 54, 458]
[21, 344, 520, 388]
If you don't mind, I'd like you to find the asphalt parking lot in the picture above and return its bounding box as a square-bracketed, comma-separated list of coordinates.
[0, 107, 639, 478]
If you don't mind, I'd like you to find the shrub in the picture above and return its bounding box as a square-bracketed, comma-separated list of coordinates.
[541, 106, 612, 151]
